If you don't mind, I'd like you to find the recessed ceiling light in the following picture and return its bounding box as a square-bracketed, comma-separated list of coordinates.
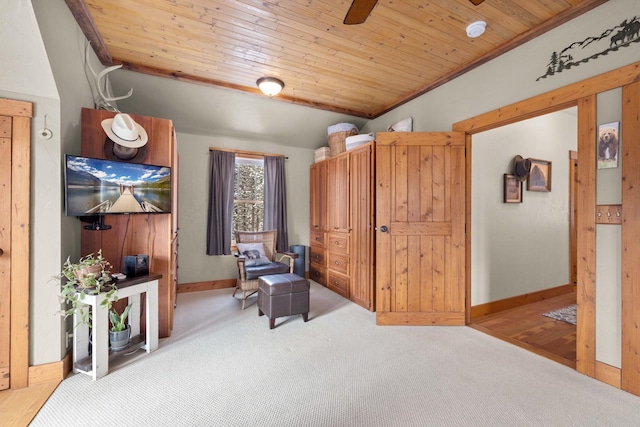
[466, 21, 486, 38]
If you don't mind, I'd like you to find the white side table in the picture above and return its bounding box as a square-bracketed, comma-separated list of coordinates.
[72, 274, 161, 380]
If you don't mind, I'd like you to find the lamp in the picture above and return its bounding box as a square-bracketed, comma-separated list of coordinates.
[256, 77, 284, 96]
[466, 21, 486, 38]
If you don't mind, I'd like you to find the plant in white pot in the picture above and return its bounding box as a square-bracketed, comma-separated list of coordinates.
[57, 249, 118, 326]
[109, 303, 132, 351]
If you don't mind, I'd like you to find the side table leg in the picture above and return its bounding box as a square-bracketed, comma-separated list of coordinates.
[146, 281, 159, 352]
[73, 312, 89, 374]
[128, 294, 141, 338]
[92, 301, 109, 380]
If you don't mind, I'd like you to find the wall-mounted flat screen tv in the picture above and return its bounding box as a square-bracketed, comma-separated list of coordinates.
[65, 154, 172, 216]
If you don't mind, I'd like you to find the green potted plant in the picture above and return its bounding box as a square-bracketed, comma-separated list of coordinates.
[109, 303, 132, 351]
[57, 249, 119, 326]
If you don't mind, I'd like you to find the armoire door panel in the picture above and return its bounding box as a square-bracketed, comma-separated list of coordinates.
[349, 144, 374, 311]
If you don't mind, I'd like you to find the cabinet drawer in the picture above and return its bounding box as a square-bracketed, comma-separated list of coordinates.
[309, 264, 326, 286]
[310, 230, 325, 246]
[309, 246, 325, 265]
[327, 252, 349, 275]
[327, 271, 349, 298]
[327, 232, 349, 254]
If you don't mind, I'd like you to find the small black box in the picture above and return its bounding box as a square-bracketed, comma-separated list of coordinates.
[123, 254, 149, 278]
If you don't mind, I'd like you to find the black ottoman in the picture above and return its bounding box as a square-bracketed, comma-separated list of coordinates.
[258, 273, 310, 329]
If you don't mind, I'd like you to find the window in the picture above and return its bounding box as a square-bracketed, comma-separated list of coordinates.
[232, 157, 264, 235]
[207, 149, 288, 256]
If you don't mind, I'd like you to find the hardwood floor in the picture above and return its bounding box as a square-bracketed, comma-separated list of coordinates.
[470, 292, 577, 368]
[0, 381, 60, 427]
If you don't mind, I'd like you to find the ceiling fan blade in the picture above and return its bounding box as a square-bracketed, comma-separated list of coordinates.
[344, 0, 379, 25]
[469, 0, 485, 5]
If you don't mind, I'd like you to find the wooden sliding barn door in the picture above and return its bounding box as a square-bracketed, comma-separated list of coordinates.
[375, 132, 466, 325]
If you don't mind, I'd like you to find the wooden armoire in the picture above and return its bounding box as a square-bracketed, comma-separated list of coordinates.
[311, 133, 467, 321]
[80, 108, 178, 338]
[309, 142, 375, 310]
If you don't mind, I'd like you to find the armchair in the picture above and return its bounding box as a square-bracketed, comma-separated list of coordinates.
[233, 230, 298, 309]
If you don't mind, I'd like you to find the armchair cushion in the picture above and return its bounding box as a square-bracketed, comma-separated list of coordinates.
[245, 261, 290, 280]
[237, 242, 266, 257]
[237, 242, 272, 266]
[245, 256, 271, 267]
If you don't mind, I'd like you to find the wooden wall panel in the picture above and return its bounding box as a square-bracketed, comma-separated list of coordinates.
[621, 81, 640, 395]
[80, 108, 175, 338]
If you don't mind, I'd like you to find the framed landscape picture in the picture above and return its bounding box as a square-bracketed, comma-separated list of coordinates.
[503, 174, 522, 203]
[527, 159, 551, 192]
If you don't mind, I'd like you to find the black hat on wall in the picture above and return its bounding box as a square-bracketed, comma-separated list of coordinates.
[513, 155, 531, 181]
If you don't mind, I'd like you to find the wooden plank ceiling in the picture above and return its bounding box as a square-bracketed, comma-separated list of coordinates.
[65, 0, 606, 118]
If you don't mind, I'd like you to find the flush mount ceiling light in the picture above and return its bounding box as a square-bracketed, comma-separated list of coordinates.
[466, 21, 486, 38]
[256, 77, 284, 96]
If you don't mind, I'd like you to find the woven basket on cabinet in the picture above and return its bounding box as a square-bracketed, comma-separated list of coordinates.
[328, 128, 358, 156]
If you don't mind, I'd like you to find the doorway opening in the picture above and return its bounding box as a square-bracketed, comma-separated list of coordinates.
[466, 107, 578, 368]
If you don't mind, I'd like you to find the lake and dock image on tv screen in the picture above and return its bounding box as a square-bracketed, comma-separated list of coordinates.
[65, 155, 171, 216]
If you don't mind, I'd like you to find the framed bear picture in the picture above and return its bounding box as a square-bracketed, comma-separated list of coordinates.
[597, 121, 620, 169]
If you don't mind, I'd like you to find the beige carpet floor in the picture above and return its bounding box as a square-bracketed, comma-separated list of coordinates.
[31, 282, 640, 426]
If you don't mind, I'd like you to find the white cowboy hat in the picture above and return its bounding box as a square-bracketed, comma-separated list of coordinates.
[101, 113, 148, 148]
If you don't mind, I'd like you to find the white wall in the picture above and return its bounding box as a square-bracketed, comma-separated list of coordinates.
[176, 132, 313, 283]
[0, 0, 57, 99]
[471, 109, 577, 304]
[596, 88, 623, 368]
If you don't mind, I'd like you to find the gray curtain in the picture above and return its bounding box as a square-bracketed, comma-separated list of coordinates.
[263, 156, 288, 252]
[206, 150, 235, 255]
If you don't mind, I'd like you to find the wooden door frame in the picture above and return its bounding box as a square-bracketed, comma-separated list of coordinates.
[621, 80, 640, 395]
[452, 61, 640, 385]
[0, 98, 32, 389]
[569, 150, 578, 289]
